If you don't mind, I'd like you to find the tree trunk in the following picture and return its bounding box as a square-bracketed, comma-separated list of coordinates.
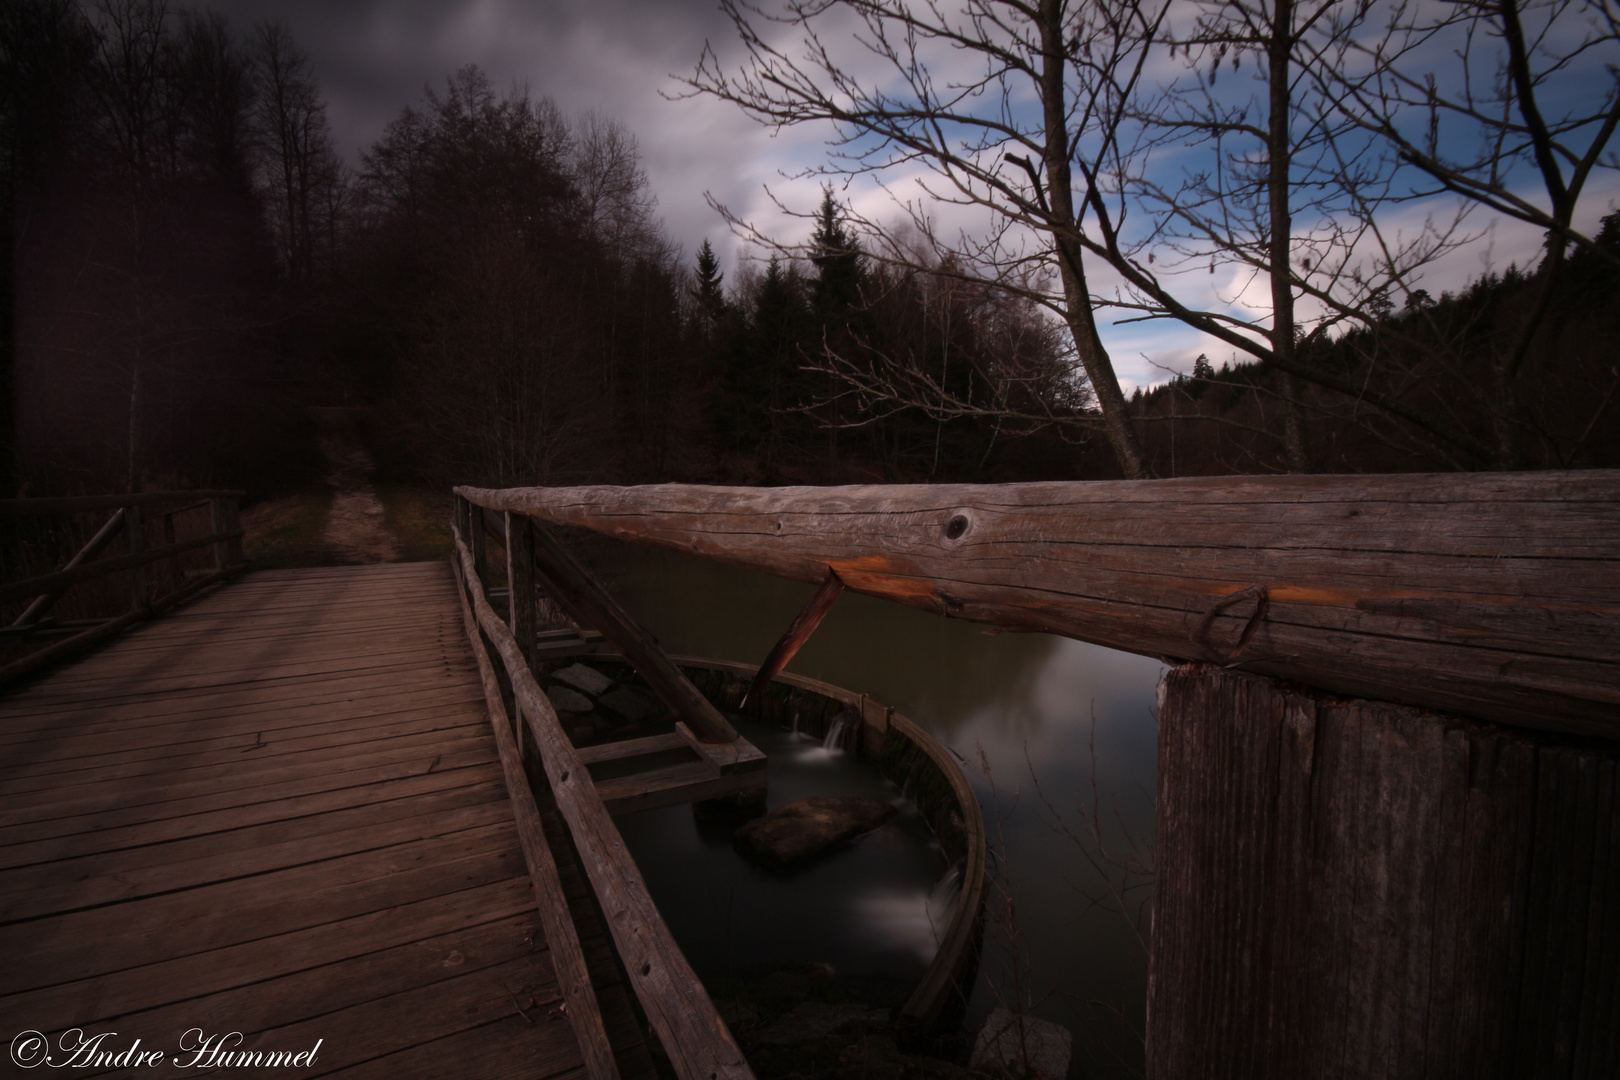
[1268, 0, 1312, 473]
[1037, 0, 1150, 480]
[1150, 664, 1620, 1078]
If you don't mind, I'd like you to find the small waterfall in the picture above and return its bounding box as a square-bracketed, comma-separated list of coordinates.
[822, 718, 849, 751]
[790, 710, 801, 739]
[927, 862, 964, 940]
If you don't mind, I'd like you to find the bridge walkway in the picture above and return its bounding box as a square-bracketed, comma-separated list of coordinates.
[0, 562, 652, 1078]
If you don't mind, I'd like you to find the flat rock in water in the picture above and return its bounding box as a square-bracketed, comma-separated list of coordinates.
[733, 797, 897, 869]
[545, 685, 594, 714]
[552, 662, 612, 696]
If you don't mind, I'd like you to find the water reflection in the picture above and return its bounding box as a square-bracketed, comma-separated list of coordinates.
[581, 537, 1065, 739]
[578, 535, 1165, 1080]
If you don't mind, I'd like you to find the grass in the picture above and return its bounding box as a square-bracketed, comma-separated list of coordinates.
[375, 484, 455, 561]
[240, 491, 334, 569]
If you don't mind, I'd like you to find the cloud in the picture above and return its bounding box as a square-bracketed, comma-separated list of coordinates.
[198, 0, 1620, 394]
[201, 0, 764, 262]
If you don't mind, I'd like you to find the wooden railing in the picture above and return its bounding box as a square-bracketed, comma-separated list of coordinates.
[0, 491, 246, 685]
[453, 473, 1620, 738]
[451, 493, 754, 1080]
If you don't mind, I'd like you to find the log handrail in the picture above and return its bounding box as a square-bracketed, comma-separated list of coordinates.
[451, 528, 754, 1080]
[0, 490, 245, 515]
[455, 473, 1620, 738]
[449, 553, 620, 1080]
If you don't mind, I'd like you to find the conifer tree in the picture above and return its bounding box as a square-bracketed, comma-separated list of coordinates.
[693, 239, 725, 326]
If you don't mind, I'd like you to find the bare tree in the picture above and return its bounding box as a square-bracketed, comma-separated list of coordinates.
[688, 0, 1617, 476]
[571, 111, 662, 261]
[682, 0, 1169, 478]
[253, 21, 342, 283]
[1102, 0, 1493, 471]
[1299, 0, 1620, 466]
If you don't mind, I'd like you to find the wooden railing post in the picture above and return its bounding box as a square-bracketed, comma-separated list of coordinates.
[470, 504, 487, 582]
[506, 511, 537, 674]
[454, 495, 471, 558]
[222, 496, 243, 568]
[211, 497, 229, 573]
[126, 503, 146, 610]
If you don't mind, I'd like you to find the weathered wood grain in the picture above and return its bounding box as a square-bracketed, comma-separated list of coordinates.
[453, 551, 621, 1080]
[0, 878, 539, 1031]
[742, 568, 844, 708]
[523, 521, 740, 744]
[455, 532, 755, 1080]
[456, 473, 1620, 736]
[1148, 664, 1620, 1079]
[0, 562, 604, 1080]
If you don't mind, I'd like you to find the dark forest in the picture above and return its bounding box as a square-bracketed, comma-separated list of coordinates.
[4, 0, 1617, 505]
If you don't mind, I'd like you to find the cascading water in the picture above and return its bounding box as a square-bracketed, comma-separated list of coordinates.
[927, 862, 963, 933]
[616, 710, 950, 981]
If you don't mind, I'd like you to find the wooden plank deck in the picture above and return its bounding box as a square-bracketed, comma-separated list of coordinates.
[0, 562, 652, 1078]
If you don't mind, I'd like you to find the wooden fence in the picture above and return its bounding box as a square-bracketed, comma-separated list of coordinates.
[452, 493, 756, 1080]
[454, 472, 1620, 1079]
[0, 491, 246, 685]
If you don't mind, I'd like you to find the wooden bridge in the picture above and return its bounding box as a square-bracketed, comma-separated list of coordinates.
[5, 472, 1617, 1080]
[0, 493, 761, 1079]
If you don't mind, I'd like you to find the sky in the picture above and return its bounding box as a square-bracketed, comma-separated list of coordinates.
[195, 0, 1618, 394]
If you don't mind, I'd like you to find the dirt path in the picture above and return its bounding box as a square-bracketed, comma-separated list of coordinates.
[309, 408, 404, 564]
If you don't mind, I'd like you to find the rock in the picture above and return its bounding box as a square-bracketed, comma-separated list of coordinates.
[599, 686, 655, 721]
[969, 1007, 1072, 1080]
[733, 797, 897, 869]
[545, 685, 594, 714]
[552, 662, 612, 696]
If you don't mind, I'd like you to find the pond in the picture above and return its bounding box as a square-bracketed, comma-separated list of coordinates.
[581, 536, 1165, 1080]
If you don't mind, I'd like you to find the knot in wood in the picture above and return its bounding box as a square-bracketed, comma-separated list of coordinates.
[1192, 583, 1270, 663]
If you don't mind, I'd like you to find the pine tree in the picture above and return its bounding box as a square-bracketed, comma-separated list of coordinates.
[810, 185, 860, 315]
[693, 239, 725, 326]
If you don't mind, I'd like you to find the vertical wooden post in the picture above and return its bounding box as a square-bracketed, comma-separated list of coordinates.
[506, 512, 537, 763]
[126, 503, 146, 610]
[454, 495, 471, 554]
[470, 503, 487, 582]
[211, 497, 229, 574]
[1148, 665, 1620, 1080]
[221, 497, 243, 568]
[506, 511, 537, 672]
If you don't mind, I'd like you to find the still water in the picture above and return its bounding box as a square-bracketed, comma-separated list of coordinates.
[583, 537, 1164, 1079]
